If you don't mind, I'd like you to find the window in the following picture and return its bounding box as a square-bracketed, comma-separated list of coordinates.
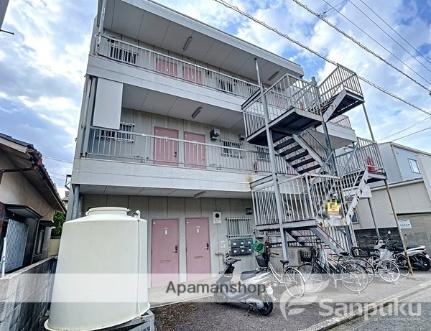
[408, 159, 421, 174]
[99, 122, 135, 142]
[221, 140, 243, 158]
[256, 146, 270, 161]
[226, 218, 252, 238]
[108, 39, 137, 64]
[35, 228, 45, 255]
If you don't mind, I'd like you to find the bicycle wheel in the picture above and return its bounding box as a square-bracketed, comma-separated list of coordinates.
[376, 259, 400, 283]
[339, 260, 369, 293]
[298, 263, 326, 293]
[282, 266, 306, 298]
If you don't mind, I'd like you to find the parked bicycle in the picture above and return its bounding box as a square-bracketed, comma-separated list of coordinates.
[298, 247, 369, 293]
[339, 246, 400, 283]
[254, 239, 306, 298]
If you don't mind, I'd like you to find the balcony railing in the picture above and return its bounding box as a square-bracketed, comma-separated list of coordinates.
[86, 127, 295, 175]
[97, 35, 259, 99]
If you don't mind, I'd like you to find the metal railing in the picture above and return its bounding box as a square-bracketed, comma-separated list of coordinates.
[335, 137, 384, 175]
[318, 65, 363, 107]
[97, 35, 259, 99]
[86, 127, 292, 175]
[226, 218, 253, 238]
[242, 73, 320, 138]
[251, 173, 340, 226]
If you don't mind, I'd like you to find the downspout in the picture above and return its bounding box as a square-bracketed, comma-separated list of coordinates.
[97, 0, 107, 48]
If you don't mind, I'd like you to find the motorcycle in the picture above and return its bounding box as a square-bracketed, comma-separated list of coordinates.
[374, 239, 431, 271]
[214, 252, 274, 315]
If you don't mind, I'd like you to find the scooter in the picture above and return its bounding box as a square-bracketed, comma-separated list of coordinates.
[214, 252, 274, 315]
[374, 239, 431, 271]
[394, 245, 431, 272]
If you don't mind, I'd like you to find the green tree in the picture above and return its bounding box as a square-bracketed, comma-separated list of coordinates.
[51, 211, 65, 237]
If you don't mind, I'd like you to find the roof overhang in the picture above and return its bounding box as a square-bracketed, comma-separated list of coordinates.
[0, 134, 66, 213]
[97, 0, 304, 84]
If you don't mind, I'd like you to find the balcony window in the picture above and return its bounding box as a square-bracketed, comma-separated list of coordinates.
[221, 140, 243, 158]
[226, 218, 253, 238]
[108, 39, 137, 64]
[408, 158, 421, 174]
[99, 122, 135, 143]
[256, 146, 270, 161]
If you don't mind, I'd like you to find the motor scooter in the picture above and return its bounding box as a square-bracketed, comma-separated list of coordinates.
[214, 252, 274, 315]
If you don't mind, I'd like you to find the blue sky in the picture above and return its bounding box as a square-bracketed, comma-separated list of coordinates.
[1, 0, 431, 191]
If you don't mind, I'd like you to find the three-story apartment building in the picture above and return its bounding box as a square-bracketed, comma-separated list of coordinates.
[68, 0, 358, 286]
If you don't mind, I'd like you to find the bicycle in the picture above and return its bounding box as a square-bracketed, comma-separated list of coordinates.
[298, 247, 369, 293]
[348, 246, 400, 283]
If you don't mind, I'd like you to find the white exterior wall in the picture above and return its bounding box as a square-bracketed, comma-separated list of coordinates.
[82, 194, 256, 282]
[0, 151, 55, 220]
[355, 181, 431, 229]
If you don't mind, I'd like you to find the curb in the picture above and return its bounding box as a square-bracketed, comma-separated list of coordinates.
[302, 278, 431, 331]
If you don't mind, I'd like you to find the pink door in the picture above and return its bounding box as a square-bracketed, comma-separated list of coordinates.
[184, 132, 206, 168]
[151, 219, 179, 287]
[154, 127, 179, 165]
[185, 218, 211, 281]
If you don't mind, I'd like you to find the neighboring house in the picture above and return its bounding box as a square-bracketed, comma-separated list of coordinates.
[0, 133, 66, 273]
[68, 0, 366, 286]
[0, 0, 9, 30]
[354, 142, 431, 250]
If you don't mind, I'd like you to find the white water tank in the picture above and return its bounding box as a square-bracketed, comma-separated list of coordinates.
[46, 207, 149, 331]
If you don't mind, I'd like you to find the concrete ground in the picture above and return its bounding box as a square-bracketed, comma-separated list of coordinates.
[331, 285, 431, 331]
[152, 273, 431, 331]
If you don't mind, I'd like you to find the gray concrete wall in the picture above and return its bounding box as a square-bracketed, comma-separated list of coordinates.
[0, 258, 55, 331]
[81, 194, 256, 282]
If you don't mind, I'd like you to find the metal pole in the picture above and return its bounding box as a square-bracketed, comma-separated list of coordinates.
[362, 104, 376, 142]
[367, 198, 380, 239]
[312, 77, 336, 175]
[1, 237, 7, 277]
[255, 59, 288, 260]
[384, 180, 413, 275]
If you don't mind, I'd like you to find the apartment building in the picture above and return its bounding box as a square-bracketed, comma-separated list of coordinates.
[68, 0, 367, 286]
[354, 142, 431, 250]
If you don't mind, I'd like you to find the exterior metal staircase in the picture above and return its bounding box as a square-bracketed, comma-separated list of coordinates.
[244, 64, 385, 255]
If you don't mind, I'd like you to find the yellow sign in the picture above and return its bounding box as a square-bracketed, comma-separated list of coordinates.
[326, 201, 340, 215]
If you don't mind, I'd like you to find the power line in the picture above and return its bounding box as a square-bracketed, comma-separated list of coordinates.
[391, 126, 431, 142]
[357, 0, 431, 68]
[212, 0, 431, 117]
[379, 116, 431, 140]
[293, 0, 431, 93]
[349, 0, 431, 76]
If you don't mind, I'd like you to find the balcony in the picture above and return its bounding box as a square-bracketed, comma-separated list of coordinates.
[96, 35, 259, 100]
[85, 127, 294, 176]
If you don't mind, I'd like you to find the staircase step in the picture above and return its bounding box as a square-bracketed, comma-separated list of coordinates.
[274, 137, 295, 150]
[297, 164, 321, 173]
[285, 150, 309, 162]
[292, 157, 315, 168]
[279, 144, 302, 156]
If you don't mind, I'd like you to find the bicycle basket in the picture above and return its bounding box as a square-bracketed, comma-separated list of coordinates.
[300, 250, 312, 262]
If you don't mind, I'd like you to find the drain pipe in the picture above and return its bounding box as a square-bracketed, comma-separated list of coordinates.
[1, 237, 6, 278]
[255, 59, 288, 260]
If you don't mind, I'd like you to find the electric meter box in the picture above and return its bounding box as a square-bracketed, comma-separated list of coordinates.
[230, 237, 253, 256]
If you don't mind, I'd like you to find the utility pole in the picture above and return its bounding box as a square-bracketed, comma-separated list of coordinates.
[255, 59, 288, 260]
[362, 103, 413, 275]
